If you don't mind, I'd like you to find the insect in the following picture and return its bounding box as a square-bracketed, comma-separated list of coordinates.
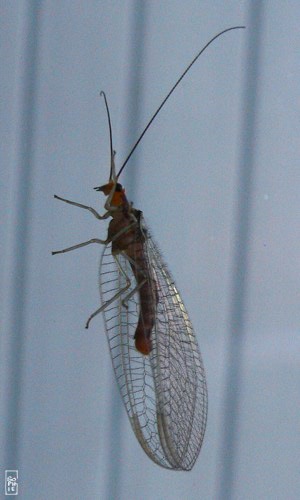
[52, 26, 245, 470]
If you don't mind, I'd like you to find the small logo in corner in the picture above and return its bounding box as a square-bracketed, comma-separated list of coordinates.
[5, 470, 18, 496]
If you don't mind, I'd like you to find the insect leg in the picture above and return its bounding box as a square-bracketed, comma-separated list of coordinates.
[119, 254, 147, 308]
[54, 194, 110, 220]
[52, 238, 107, 255]
[85, 254, 131, 328]
[121, 277, 147, 309]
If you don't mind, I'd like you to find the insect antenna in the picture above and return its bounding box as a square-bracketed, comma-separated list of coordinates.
[117, 25, 245, 179]
[100, 90, 117, 182]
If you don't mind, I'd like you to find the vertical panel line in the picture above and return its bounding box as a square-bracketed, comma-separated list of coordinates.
[3, 0, 41, 470]
[217, 3, 264, 499]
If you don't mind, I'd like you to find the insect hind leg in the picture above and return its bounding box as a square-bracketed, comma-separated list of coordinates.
[85, 254, 131, 328]
[119, 253, 149, 309]
[121, 277, 147, 309]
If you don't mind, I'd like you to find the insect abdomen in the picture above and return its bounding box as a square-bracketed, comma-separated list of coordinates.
[127, 240, 158, 356]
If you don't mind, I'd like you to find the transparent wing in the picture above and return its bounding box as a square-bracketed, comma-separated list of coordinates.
[99, 223, 208, 470]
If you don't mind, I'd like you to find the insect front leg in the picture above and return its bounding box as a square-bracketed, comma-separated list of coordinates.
[54, 194, 110, 220]
[85, 254, 131, 328]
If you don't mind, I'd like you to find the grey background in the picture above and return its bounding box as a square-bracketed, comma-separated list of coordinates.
[1, 1, 299, 499]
